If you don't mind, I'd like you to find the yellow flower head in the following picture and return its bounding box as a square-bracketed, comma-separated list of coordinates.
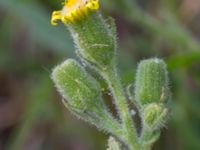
[51, 0, 99, 25]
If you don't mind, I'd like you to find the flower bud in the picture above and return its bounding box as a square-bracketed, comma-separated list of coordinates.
[51, 0, 117, 71]
[135, 58, 169, 106]
[70, 13, 117, 70]
[142, 103, 168, 129]
[52, 59, 106, 119]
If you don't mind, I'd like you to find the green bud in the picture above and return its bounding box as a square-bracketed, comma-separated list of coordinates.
[142, 103, 168, 129]
[69, 13, 116, 70]
[52, 59, 122, 135]
[135, 58, 169, 106]
[52, 59, 106, 118]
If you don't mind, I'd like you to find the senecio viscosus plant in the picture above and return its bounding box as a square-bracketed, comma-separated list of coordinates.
[51, 0, 171, 150]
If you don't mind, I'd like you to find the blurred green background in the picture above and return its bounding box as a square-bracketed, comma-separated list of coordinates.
[0, 0, 200, 150]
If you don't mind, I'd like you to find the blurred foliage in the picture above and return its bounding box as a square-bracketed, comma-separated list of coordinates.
[0, 0, 200, 150]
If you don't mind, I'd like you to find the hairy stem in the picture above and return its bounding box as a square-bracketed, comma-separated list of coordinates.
[98, 110, 124, 139]
[102, 67, 140, 150]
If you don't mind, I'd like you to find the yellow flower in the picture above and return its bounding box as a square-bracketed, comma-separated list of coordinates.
[51, 0, 99, 25]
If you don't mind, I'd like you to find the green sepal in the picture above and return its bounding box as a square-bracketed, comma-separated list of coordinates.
[68, 13, 117, 71]
[52, 59, 121, 134]
[142, 103, 168, 130]
[52, 59, 103, 111]
[134, 58, 169, 106]
[106, 17, 117, 37]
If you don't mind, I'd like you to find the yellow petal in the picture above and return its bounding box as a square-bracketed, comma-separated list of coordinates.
[51, 0, 99, 25]
[51, 11, 62, 26]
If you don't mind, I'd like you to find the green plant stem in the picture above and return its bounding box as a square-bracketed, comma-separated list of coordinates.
[102, 67, 140, 150]
[95, 109, 124, 139]
[140, 128, 157, 150]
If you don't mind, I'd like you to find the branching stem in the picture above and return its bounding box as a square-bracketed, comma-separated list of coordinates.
[102, 67, 141, 150]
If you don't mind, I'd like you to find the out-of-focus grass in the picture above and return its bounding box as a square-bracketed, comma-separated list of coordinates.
[0, 0, 73, 53]
[0, 0, 200, 150]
